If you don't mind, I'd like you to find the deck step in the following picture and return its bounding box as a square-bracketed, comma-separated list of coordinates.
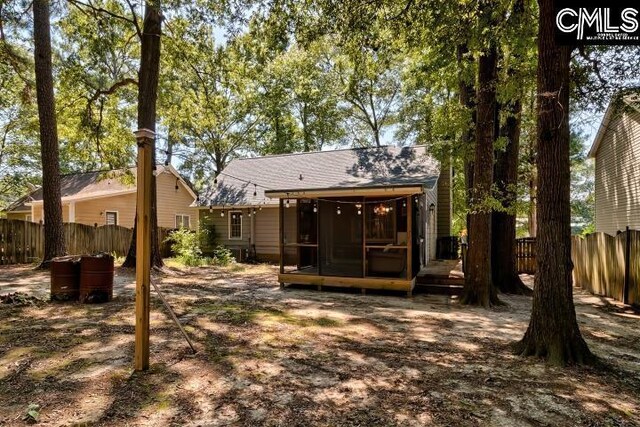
[415, 283, 464, 296]
[416, 276, 464, 286]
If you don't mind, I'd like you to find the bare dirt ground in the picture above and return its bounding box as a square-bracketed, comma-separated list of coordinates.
[1, 263, 639, 427]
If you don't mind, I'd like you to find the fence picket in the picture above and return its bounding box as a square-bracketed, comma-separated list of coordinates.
[0, 219, 173, 264]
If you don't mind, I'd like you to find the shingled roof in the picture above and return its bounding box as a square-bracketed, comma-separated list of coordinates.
[199, 145, 440, 207]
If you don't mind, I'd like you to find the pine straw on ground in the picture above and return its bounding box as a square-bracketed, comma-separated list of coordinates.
[0, 263, 639, 426]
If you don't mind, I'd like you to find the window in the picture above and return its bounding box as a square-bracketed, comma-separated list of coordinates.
[228, 211, 242, 239]
[105, 211, 118, 225]
[175, 214, 190, 229]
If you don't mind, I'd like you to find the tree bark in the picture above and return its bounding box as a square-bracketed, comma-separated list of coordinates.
[33, 0, 65, 266]
[456, 44, 475, 239]
[492, 100, 531, 294]
[462, 37, 500, 307]
[122, 0, 163, 269]
[514, 0, 593, 365]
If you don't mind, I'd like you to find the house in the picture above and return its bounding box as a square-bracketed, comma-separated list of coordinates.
[4, 165, 198, 230]
[197, 145, 451, 293]
[588, 91, 640, 235]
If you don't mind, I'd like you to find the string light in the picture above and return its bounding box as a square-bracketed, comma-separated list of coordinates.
[355, 203, 362, 215]
[209, 205, 213, 213]
[402, 199, 406, 208]
[336, 206, 341, 215]
[253, 184, 257, 197]
[313, 204, 317, 213]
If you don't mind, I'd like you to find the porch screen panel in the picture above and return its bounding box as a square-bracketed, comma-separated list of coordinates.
[318, 199, 363, 277]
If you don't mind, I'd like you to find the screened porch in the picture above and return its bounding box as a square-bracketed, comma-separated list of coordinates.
[277, 193, 424, 294]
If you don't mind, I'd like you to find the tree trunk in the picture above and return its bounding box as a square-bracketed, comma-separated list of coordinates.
[492, 100, 531, 294]
[122, 0, 163, 269]
[456, 44, 475, 239]
[462, 38, 500, 307]
[528, 168, 537, 237]
[33, 0, 65, 266]
[514, 0, 593, 365]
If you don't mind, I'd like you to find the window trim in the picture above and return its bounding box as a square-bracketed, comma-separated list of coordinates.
[228, 210, 243, 240]
[175, 213, 191, 229]
[105, 210, 119, 226]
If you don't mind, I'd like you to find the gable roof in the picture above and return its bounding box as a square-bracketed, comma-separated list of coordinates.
[589, 90, 640, 158]
[199, 145, 439, 207]
[4, 164, 196, 212]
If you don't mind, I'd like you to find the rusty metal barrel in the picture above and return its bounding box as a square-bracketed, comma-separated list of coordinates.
[51, 257, 81, 301]
[79, 254, 114, 303]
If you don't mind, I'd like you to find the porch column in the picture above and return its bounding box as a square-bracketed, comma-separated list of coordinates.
[279, 198, 284, 274]
[68, 202, 76, 223]
[407, 195, 412, 280]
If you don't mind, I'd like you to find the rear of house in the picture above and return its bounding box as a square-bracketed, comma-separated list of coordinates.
[197, 146, 451, 277]
[589, 92, 640, 235]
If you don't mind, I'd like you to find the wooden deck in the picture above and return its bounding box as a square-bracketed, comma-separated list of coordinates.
[416, 259, 464, 296]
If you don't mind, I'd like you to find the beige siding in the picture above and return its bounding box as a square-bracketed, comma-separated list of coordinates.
[6, 212, 30, 221]
[595, 110, 640, 235]
[436, 161, 452, 238]
[75, 193, 137, 227]
[27, 171, 196, 229]
[425, 188, 438, 262]
[254, 206, 279, 256]
[33, 205, 42, 223]
[155, 170, 199, 230]
[200, 203, 296, 262]
[199, 207, 252, 252]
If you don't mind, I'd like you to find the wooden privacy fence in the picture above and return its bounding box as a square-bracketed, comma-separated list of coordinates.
[0, 219, 173, 265]
[515, 238, 536, 274]
[462, 237, 537, 274]
[572, 230, 640, 305]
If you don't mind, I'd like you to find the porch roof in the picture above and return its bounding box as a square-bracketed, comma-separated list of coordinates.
[199, 145, 440, 207]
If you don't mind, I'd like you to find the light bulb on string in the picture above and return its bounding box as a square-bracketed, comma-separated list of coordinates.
[355, 203, 362, 215]
[337, 206, 341, 215]
[285, 199, 290, 208]
[208, 205, 213, 213]
[402, 199, 406, 208]
[313, 204, 317, 213]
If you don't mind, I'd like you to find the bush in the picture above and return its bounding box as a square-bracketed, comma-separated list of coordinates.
[199, 222, 218, 249]
[166, 228, 207, 266]
[211, 245, 235, 266]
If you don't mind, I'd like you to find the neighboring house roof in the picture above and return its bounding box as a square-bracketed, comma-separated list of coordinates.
[589, 90, 640, 158]
[4, 194, 32, 213]
[4, 164, 196, 212]
[199, 145, 440, 207]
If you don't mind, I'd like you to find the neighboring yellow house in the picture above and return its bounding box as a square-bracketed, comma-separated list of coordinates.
[589, 92, 640, 235]
[4, 165, 198, 229]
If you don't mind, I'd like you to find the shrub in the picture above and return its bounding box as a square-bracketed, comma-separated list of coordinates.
[166, 228, 207, 266]
[211, 245, 235, 266]
[199, 221, 218, 249]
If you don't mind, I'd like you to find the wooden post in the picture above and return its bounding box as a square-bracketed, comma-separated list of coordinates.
[279, 198, 284, 275]
[623, 226, 631, 305]
[362, 196, 366, 278]
[407, 196, 412, 280]
[134, 128, 154, 371]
